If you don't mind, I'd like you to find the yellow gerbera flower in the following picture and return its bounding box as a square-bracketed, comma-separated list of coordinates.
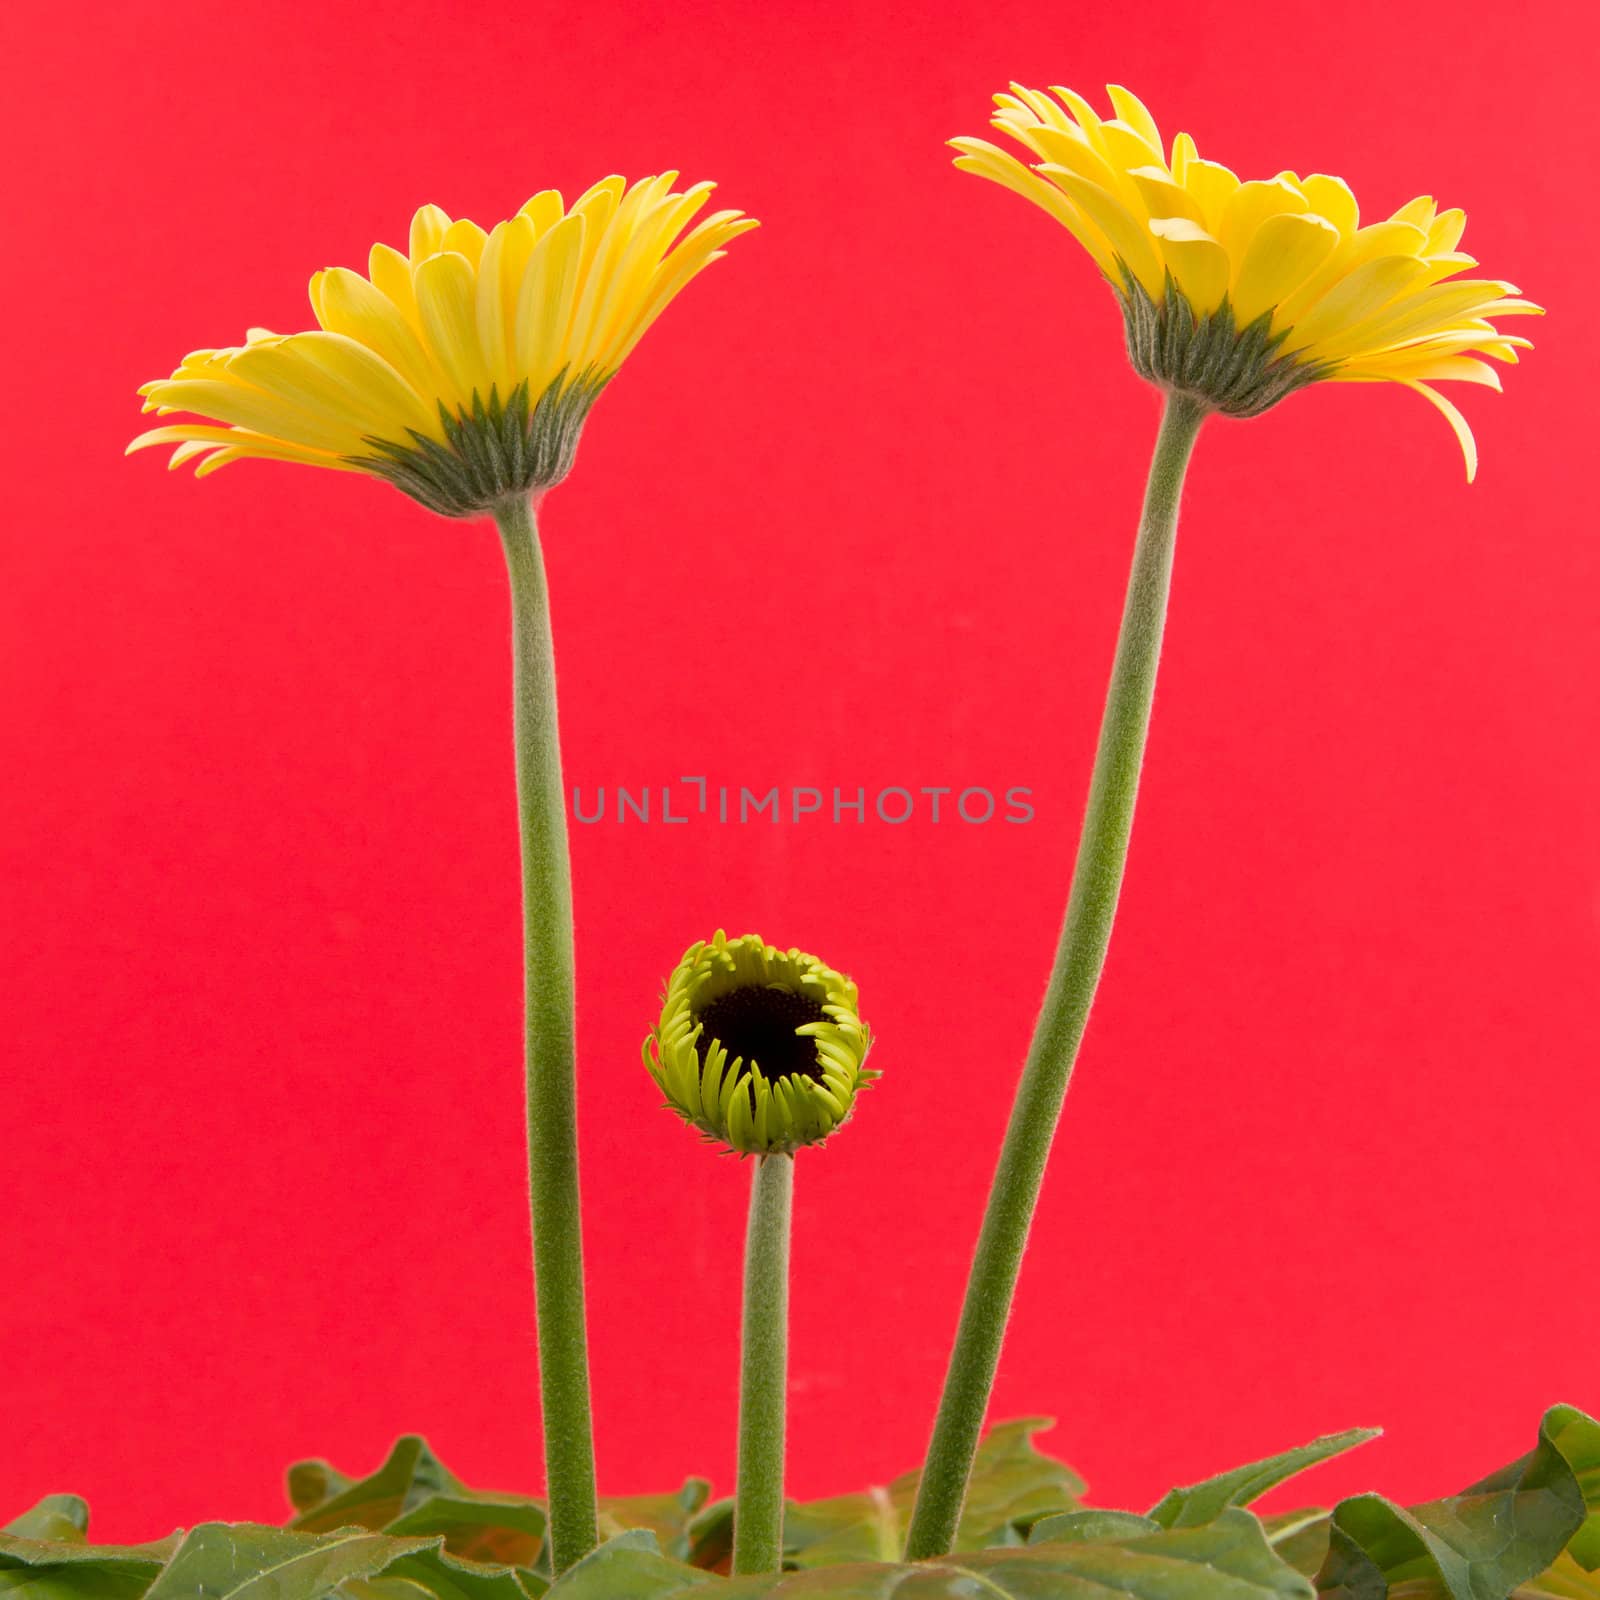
[129, 175, 757, 515]
[953, 84, 1541, 477]
[643, 930, 874, 1156]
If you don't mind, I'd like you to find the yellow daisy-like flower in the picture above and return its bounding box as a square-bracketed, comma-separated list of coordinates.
[643, 931, 874, 1156]
[953, 84, 1541, 477]
[129, 175, 757, 516]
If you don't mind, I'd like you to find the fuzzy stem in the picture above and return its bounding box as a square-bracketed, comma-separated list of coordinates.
[733, 1152, 795, 1574]
[492, 494, 598, 1575]
[904, 390, 1208, 1561]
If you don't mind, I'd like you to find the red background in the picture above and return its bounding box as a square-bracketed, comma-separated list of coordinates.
[3, 0, 1596, 1547]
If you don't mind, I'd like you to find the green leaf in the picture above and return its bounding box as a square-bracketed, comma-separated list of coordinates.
[291, 1463, 358, 1516]
[1, 1501, 89, 1545]
[290, 1440, 463, 1535]
[951, 1417, 1087, 1546]
[377, 1547, 533, 1600]
[0, 1562, 156, 1599]
[0, 1510, 177, 1600]
[544, 1532, 721, 1600]
[1317, 1405, 1600, 1600]
[144, 1524, 437, 1600]
[687, 1417, 1085, 1570]
[1519, 1550, 1600, 1600]
[1149, 1430, 1379, 1531]
[548, 1507, 1313, 1598]
[339, 1581, 439, 1600]
[1029, 1511, 1161, 1545]
[1465, 1406, 1600, 1573]
[386, 1496, 547, 1569]
[597, 1482, 711, 1562]
[1261, 1509, 1333, 1578]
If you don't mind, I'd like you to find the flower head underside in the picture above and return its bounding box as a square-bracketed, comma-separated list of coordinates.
[953, 84, 1541, 475]
[129, 177, 757, 514]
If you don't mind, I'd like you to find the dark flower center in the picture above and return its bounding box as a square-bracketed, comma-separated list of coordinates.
[695, 984, 827, 1084]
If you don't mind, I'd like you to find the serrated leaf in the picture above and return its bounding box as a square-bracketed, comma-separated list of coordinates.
[1149, 1430, 1379, 1531]
[549, 1508, 1313, 1598]
[144, 1523, 437, 1600]
[1317, 1405, 1600, 1600]
[291, 1440, 464, 1535]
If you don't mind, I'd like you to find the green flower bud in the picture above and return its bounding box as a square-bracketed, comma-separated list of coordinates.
[643, 930, 874, 1155]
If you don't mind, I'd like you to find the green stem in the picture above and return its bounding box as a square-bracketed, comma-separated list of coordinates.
[733, 1152, 795, 1575]
[904, 390, 1208, 1562]
[492, 494, 598, 1575]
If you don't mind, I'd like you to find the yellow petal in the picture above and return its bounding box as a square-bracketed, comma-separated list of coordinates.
[1215, 177, 1307, 264]
[193, 442, 367, 478]
[1149, 218, 1230, 313]
[1313, 279, 1529, 363]
[519, 189, 565, 235]
[1106, 83, 1165, 156]
[476, 215, 538, 394]
[412, 250, 488, 409]
[1300, 173, 1359, 236]
[1017, 122, 1121, 194]
[1098, 120, 1164, 181]
[1230, 212, 1339, 326]
[609, 214, 758, 367]
[1130, 166, 1205, 226]
[230, 330, 435, 439]
[516, 210, 587, 395]
[1272, 220, 1428, 331]
[1170, 130, 1198, 184]
[1335, 354, 1502, 388]
[589, 183, 717, 362]
[1050, 86, 1109, 155]
[408, 204, 452, 262]
[1397, 379, 1478, 481]
[440, 217, 488, 269]
[1282, 255, 1433, 354]
[1389, 195, 1436, 228]
[1181, 158, 1241, 234]
[952, 138, 1119, 279]
[314, 265, 438, 399]
[1426, 207, 1467, 254]
[368, 242, 422, 332]
[138, 376, 361, 454]
[1038, 166, 1165, 295]
[1001, 84, 1069, 133]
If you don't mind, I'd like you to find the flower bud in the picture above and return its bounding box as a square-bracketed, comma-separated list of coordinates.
[643, 931, 873, 1155]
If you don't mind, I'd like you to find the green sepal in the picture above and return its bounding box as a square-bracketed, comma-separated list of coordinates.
[1117, 268, 1333, 418]
[353, 371, 609, 518]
